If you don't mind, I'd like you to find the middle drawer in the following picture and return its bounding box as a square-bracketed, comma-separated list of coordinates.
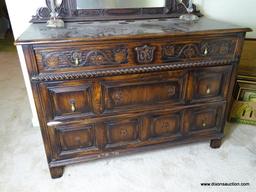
[40, 70, 188, 121]
[40, 66, 231, 121]
[47, 102, 226, 160]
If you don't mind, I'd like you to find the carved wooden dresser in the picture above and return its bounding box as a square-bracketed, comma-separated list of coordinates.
[16, 17, 250, 178]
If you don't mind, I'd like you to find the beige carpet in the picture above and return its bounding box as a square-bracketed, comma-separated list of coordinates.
[0, 51, 255, 192]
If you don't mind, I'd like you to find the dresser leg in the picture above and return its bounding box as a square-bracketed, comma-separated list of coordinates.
[49, 166, 64, 179]
[210, 139, 222, 149]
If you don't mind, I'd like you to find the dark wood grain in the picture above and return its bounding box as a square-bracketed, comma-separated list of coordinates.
[17, 17, 250, 178]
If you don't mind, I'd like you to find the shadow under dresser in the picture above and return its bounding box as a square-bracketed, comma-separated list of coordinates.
[16, 17, 251, 178]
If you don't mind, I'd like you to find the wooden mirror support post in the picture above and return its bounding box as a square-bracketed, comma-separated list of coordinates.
[46, 0, 65, 27]
[16, 0, 251, 178]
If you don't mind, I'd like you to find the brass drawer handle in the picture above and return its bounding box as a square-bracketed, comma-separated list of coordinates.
[71, 52, 82, 66]
[75, 57, 80, 66]
[69, 99, 76, 112]
[206, 87, 211, 94]
[204, 48, 208, 55]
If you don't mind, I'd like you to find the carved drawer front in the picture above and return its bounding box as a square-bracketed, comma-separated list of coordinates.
[101, 71, 187, 113]
[189, 65, 232, 103]
[162, 37, 237, 63]
[149, 111, 183, 141]
[104, 118, 141, 149]
[33, 37, 238, 75]
[184, 103, 226, 135]
[40, 80, 93, 121]
[49, 123, 99, 159]
[34, 45, 128, 72]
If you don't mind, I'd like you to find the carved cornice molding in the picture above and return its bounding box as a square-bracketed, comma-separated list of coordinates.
[31, 59, 237, 82]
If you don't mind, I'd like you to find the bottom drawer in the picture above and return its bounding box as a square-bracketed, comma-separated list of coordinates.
[48, 102, 226, 160]
[49, 123, 100, 159]
[184, 102, 226, 135]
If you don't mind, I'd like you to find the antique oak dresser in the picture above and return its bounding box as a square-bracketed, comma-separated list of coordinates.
[16, 0, 251, 178]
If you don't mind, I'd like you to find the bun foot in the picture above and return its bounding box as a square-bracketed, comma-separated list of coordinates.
[49, 166, 64, 179]
[210, 139, 222, 149]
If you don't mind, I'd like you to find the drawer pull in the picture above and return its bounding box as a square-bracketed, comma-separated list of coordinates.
[75, 58, 80, 66]
[206, 87, 211, 94]
[47, 121, 62, 126]
[69, 99, 76, 112]
[72, 52, 82, 66]
[204, 48, 208, 55]
[202, 122, 207, 127]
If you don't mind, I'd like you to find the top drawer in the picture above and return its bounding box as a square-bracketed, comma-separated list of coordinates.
[33, 36, 238, 73]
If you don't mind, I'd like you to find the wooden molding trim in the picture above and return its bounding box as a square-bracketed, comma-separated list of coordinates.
[31, 58, 237, 81]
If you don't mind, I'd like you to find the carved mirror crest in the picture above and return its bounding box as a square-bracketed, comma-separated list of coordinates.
[31, 0, 201, 23]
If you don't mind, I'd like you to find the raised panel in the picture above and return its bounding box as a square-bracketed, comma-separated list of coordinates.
[105, 119, 140, 148]
[58, 126, 94, 151]
[190, 66, 232, 103]
[197, 74, 222, 98]
[51, 123, 99, 158]
[150, 113, 182, 139]
[185, 103, 226, 134]
[107, 81, 180, 106]
[102, 71, 187, 112]
[41, 81, 93, 120]
[193, 109, 217, 131]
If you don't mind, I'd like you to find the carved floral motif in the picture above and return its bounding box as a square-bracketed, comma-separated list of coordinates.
[114, 49, 128, 63]
[39, 48, 128, 69]
[111, 90, 124, 105]
[167, 86, 176, 97]
[219, 43, 230, 55]
[46, 55, 59, 67]
[135, 45, 156, 64]
[182, 45, 197, 58]
[161, 121, 171, 130]
[120, 128, 128, 137]
[162, 39, 236, 62]
[163, 45, 175, 57]
[86, 51, 109, 65]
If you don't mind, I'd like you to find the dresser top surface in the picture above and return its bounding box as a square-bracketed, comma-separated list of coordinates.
[16, 17, 250, 45]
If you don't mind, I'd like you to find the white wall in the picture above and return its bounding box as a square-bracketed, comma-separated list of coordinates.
[5, 0, 44, 127]
[194, 0, 256, 38]
[5, 0, 256, 127]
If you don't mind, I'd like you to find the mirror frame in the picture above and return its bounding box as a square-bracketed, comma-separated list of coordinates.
[31, 0, 201, 23]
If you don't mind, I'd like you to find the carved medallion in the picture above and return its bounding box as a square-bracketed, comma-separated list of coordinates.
[167, 86, 176, 97]
[114, 49, 127, 63]
[120, 128, 128, 137]
[162, 43, 200, 61]
[163, 45, 175, 57]
[86, 51, 109, 65]
[135, 45, 156, 64]
[219, 43, 229, 55]
[112, 90, 123, 105]
[46, 55, 59, 67]
[183, 45, 197, 58]
[161, 121, 171, 130]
